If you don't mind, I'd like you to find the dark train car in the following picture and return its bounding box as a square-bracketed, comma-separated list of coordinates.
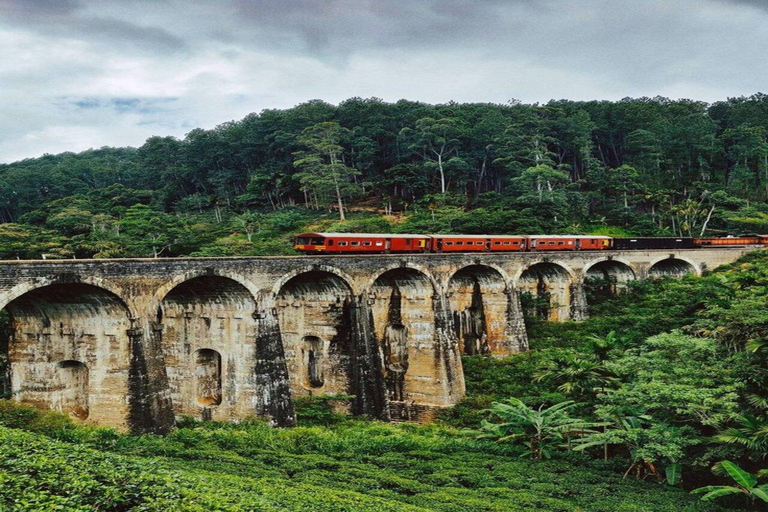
[528, 235, 612, 251]
[430, 235, 527, 252]
[613, 237, 695, 250]
[694, 235, 762, 247]
[294, 233, 430, 254]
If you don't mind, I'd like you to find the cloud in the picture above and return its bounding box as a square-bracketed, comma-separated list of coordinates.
[0, 0, 766, 163]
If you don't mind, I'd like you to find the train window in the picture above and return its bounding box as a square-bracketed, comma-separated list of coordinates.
[375, 241, 383, 246]
[406, 239, 412, 244]
[328, 240, 334, 246]
[494, 241, 502, 245]
[350, 241, 360, 246]
[311, 238, 324, 244]
[338, 241, 348, 246]
[456, 241, 464, 246]
[362, 241, 372, 246]
[445, 242, 454, 246]
[558, 241, 564, 245]
[568, 241, 574, 245]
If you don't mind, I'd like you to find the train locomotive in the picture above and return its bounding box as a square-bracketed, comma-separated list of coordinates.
[293, 232, 768, 254]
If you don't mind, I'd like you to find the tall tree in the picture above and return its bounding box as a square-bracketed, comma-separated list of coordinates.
[293, 122, 361, 221]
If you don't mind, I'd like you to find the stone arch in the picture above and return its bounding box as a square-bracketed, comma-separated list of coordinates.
[0, 276, 138, 319]
[153, 269, 262, 317]
[276, 270, 356, 403]
[370, 267, 436, 405]
[159, 275, 258, 421]
[1, 283, 133, 429]
[583, 258, 637, 296]
[516, 261, 574, 321]
[273, 265, 358, 296]
[648, 257, 699, 278]
[364, 262, 440, 294]
[447, 265, 510, 356]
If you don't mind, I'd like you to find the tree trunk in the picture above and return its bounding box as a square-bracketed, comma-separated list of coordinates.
[335, 178, 345, 221]
[438, 152, 446, 194]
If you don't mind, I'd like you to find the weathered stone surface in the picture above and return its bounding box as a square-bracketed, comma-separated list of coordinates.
[0, 247, 757, 431]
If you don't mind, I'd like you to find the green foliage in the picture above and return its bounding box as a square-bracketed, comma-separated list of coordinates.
[599, 333, 742, 428]
[693, 461, 768, 506]
[294, 395, 353, 426]
[474, 399, 602, 460]
[0, 401, 729, 512]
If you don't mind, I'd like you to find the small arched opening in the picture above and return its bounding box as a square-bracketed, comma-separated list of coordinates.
[54, 360, 89, 420]
[194, 348, 222, 407]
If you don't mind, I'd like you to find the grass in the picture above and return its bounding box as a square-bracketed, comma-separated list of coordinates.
[0, 400, 734, 512]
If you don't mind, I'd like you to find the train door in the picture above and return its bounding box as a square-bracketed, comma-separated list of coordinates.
[385, 238, 391, 253]
[485, 239, 491, 251]
[436, 238, 443, 252]
[575, 238, 582, 250]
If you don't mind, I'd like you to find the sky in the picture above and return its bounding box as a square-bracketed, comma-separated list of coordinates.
[0, 0, 766, 163]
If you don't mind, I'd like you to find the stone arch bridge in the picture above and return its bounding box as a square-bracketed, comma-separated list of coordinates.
[0, 247, 756, 433]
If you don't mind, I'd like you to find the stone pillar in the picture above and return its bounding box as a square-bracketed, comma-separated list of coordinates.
[569, 282, 588, 321]
[432, 293, 466, 406]
[347, 295, 389, 420]
[128, 320, 175, 434]
[253, 297, 295, 427]
[506, 288, 529, 353]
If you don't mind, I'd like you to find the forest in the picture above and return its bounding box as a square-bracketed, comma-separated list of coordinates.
[2, 94, 768, 259]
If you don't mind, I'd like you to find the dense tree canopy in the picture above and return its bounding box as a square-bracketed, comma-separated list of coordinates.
[3, 94, 768, 258]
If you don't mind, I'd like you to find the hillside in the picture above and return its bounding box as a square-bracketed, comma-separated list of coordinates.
[2, 95, 768, 259]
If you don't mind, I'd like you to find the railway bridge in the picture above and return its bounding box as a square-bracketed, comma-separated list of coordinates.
[0, 247, 757, 433]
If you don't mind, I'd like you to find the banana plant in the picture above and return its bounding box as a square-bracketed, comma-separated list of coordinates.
[693, 460, 768, 504]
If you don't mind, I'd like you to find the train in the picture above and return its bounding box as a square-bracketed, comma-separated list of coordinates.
[293, 232, 768, 254]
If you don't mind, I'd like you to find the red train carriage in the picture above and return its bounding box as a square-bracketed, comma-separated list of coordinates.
[294, 233, 430, 254]
[528, 235, 612, 251]
[430, 235, 527, 252]
[694, 235, 764, 247]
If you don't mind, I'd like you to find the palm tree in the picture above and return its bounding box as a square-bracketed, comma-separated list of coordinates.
[534, 354, 619, 399]
[574, 412, 649, 463]
[586, 331, 623, 362]
[693, 461, 768, 505]
[717, 414, 768, 457]
[475, 398, 601, 460]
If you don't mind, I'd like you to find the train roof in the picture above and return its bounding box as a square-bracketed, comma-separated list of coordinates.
[298, 233, 615, 239]
[528, 234, 612, 239]
[296, 232, 429, 239]
[428, 234, 525, 239]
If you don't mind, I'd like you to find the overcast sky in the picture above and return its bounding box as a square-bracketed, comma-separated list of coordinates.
[0, 0, 766, 163]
